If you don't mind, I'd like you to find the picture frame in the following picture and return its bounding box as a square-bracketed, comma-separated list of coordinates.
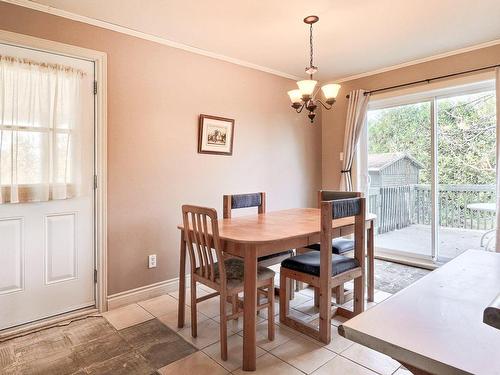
[198, 114, 235, 155]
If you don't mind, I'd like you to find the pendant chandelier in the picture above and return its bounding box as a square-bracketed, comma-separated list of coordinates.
[287, 15, 341, 123]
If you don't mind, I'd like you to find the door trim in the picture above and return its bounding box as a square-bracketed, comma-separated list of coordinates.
[0, 30, 109, 315]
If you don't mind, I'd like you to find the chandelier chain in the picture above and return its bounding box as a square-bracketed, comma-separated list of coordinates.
[309, 23, 314, 70]
[288, 15, 339, 123]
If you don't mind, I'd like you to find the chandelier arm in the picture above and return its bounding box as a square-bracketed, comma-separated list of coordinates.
[317, 99, 332, 110]
[295, 102, 305, 113]
[312, 85, 322, 100]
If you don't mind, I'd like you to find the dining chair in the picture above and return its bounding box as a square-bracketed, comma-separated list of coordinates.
[279, 197, 366, 344]
[297, 190, 361, 304]
[223, 192, 295, 298]
[182, 205, 275, 360]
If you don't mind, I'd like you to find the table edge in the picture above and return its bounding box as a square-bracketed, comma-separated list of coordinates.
[176, 210, 376, 245]
[338, 325, 471, 375]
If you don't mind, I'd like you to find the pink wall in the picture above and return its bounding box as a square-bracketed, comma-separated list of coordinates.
[0, 3, 322, 295]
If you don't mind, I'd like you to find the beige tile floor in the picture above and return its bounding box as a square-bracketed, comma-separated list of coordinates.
[100, 283, 411, 375]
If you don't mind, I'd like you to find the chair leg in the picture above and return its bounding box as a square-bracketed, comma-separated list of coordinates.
[318, 283, 332, 344]
[335, 284, 345, 305]
[267, 280, 275, 341]
[353, 275, 365, 316]
[288, 278, 295, 300]
[190, 278, 197, 338]
[257, 293, 262, 316]
[279, 271, 289, 323]
[316, 285, 346, 307]
[231, 294, 238, 313]
[296, 281, 303, 291]
[220, 290, 228, 361]
[294, 248, 306, 292]
[314, 287, 320, 307]
[231, 294, 239, 330]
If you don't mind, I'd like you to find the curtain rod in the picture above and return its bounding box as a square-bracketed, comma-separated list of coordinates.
[345, 63, 500, 99]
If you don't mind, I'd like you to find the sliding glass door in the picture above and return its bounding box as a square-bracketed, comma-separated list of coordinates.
[365, 79, 497, 263]
[367, 101, 433, 259]
[436, 89, 497, 261]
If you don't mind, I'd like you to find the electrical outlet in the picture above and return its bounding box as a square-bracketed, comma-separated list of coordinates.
[148, 254, 157, 269]
[340, 152, 344, 161]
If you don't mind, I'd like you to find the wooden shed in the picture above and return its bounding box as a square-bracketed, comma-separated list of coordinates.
[368, 152, 423, 187]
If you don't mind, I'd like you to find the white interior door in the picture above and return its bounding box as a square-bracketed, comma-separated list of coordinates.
[0, 43, 95, 330]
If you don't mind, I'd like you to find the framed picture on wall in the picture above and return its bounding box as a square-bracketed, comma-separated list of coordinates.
[198, 114, 235, 155]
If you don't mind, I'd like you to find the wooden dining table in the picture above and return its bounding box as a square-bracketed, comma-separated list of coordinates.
[177, 207, 376, 371]
[339, 250, 500, 375]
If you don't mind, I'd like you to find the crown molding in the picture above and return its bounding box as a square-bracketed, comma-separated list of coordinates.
[333, 38, 500, 84]
[2, 0, 301, 81]
[4, 0, 500, 85]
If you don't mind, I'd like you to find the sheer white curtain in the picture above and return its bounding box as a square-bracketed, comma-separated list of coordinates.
[341, 89, 370, 191]
[495, 67, 500, 252]
[0, 55, 84, 204]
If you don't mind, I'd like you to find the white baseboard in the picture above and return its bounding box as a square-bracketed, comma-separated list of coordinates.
[107, 276, 190, 310]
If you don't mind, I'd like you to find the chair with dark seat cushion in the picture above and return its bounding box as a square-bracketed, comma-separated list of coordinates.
[223, 192, 295, 298]
[279, 197, 366, 344]
[296, 190, 362, 304]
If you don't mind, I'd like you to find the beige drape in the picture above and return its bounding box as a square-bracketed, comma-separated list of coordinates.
[341, 89, 370, 191]
[495, 67, 500, 252]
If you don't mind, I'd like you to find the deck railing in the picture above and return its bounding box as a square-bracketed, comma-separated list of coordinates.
[369, 184, 496, 234]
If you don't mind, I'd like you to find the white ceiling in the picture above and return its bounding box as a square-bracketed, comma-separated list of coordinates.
[30, 0, 500, 81]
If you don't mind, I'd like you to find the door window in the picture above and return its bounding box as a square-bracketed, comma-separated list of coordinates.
[0, 55, 86, 203]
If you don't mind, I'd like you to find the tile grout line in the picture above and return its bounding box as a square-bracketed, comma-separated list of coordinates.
[337, 351, 391, 375]
[391, 365, 405, 375]
[132, 302, 156, 320]
[202, 351, 232, 375]
[306, 352, 341, 375]
[152, 289, 398, 373]
[269, 350, 310, 375]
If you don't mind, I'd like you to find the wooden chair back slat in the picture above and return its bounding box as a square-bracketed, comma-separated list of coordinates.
[188, 212, 203, 272]
[194, 213, 208, 278]
[182, 205, 225, 285]
[201, 214, 215, 280]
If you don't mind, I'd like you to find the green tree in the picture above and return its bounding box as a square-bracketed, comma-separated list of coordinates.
[368, 91, 496, 185]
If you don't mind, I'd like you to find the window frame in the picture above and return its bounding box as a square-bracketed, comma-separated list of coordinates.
[357, 73, 496, 263]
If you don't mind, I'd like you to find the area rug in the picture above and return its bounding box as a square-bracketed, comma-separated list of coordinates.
[374, 259, 431, 294]
[0, 316, 196, 374]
